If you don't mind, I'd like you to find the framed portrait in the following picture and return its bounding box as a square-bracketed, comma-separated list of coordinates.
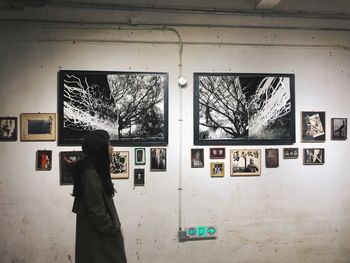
[135, 148, 146, 165]
[21, 113, 56, 141]
[209, 147, 225, 159]
[283, 148, 299, 159]
[134, 169, 145, 186]
[210, 162, 225, 177]
[301, 111, 325, 142]
[58, 70, 168, 146]
[0, 117, 17, 141]
[191, 148, 204, 168]
[194, 73, 295, 145]
[110, 151, 129, 179]
[59, 151, 86, 185]
[36, 150, 52, 171]
[331, 118, 347, 140]
[150, 148, 166, 171]
[303, 148, 325, 165]
[265, 149, 279, 168]
[230, 149, 261, 176]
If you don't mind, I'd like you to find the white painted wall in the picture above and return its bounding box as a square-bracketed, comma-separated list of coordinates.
[0, 8, 350, 263]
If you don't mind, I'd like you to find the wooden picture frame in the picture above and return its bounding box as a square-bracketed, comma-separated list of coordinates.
[210, 162, 225, 177]
[110, 151, 129, 179]
[283, 148, 299, 159]
[230, 149, 261, 176]
[301, 111, 326, 142]
[209, 147, 226, 159]
[303, 148, 325, 165]
[331, 118, 347, 140]
[191, 148, 204, 168]
[21, 113, 56, 141]
[0, 117, 18, 141]
[36, 150, 52, 171]
[135, 148, 146, 165]
[150, 148, 166, 172]
[265, 149, 279, 168]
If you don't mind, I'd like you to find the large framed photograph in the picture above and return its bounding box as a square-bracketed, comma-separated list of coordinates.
[58, 70, 168, 146]
[301, 111, 325, 142]
[0, 117, 17, 141]
[135, 148, 146, 165]
[265, 149, 279, 168]
[194, 73, 295, 145]
[110, 151, 129, 179]
[59, 151, 86, 185]
[283, 148, 299, 159]
[150, 148, 166, 171]
[230, 149, 261, 176]
[331, 118, 347, 140]
[36, 150, 52, 171]
[191, 148, 204, 168]
[303, 148, 325, 165]
[21, 113, 56, 141]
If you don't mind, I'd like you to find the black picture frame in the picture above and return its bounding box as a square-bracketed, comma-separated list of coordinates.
[265, 148, 279, 168]
[134, 169, 145, 186]
[283, 148, 299, 159]
[301, 111, 326, 142]
[209, 147, 225, 159]
[150, 148, 167, 172]
[303, 148, 325, 165]
[331, 118, 347, 140]
[59, 151, 86, 185]
[36, 150, 52, 171]
[58, 70, 168, 146]
[191, 148, 204, 168]
[194, 73, 295, 145]
[0, 117, 17, 141]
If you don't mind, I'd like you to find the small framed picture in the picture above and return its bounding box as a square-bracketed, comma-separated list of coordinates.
[210, 147, 225, 159]
[59, 151, 86, 185]
[150, 148, 167, 171]
[191, 148, 204, 168]
[21, 113, 56, 141]
[36, 150, 52, 171]
[111, 151, 129, 179]
[283, 148, 299, 159]
[301, 111, 325, 142]
[331, 118, 347, 140]
[135, 148, 146, 165]
[265, 149, 279, 168]
[230, 149, 261, 176]
[303, 148, 325, 165]
[0, 117, 18, 141]
[134, 169, 145, 186]
[210, 162, 225, 177]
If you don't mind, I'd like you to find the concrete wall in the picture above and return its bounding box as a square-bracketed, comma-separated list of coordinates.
[1, 6, 350, 263]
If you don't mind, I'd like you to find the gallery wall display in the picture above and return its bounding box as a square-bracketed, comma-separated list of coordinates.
[135, 148, 146, 165]
[230, 149, 261, 176]
[303, 148, 325, 165]
[301, 111, 325, 142]
[110, 151, 129, 179]
[209, 147, 225, 159]
[194, 73, 295, 145]
[210, 162, 225, 177]
[36, 150, 52, 171]
[331, 118, 347, 140]
[21, 113, 56, 141]
[265, 149, 279, 168]
[0, 117, 17, 141]
[191, 148, 204, 168]
[134, 169, 145, 186]
[150, 148, 167, 171]
[58, 70, 168, 146]
[59, 151, 86, 185]
[283, 148, 299, 159]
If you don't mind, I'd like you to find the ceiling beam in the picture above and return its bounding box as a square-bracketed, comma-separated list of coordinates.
[256, 0, 282, 9]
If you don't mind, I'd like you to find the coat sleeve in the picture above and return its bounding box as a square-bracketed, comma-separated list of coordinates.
[82, 169, 119, 237]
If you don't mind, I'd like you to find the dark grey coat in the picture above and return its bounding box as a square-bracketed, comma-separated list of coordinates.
[72, 165, 127, 263]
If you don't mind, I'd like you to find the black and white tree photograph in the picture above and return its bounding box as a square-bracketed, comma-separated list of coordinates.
[58, 70, 168, 146]
[194, 73, 295, 145]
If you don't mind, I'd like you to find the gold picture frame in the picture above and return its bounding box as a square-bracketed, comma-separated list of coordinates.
[20, 113, 56, 141]
[210, 162, 225, 177]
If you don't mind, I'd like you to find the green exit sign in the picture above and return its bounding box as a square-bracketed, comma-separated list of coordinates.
[185, 226, 217, 239]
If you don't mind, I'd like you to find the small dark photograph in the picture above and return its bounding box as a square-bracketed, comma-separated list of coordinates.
[210, 147, 225, 159]
[28, 118, 53, 134]
[60, 151, 86, 185]
[303, 148, 325, 165]
[283, 148, 299, 159]
[331, 118, 347, 140]
[191, 148, 204, 168]
[134, 169, 145, 186]
[36, 150, 52, 171]
[265, 149, 279, 168]
[135, 148, 146, 165]
[0, 117, 17, 141]
[150, 148, 166, 171]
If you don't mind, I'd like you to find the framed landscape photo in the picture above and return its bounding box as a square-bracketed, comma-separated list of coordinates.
[283, 148, 299, 159]
[21, 113, 56, 141]
[331, 118, 347, 140]
[230, 149, 261, 176]
[58, 70, 168, 146]
[135, 148, 146, 165]
[301, 111, 325, 142]
[191, 148, 204, 168]
[209, 147, 225, 159]
[59, 151, 86, 185]
[210, 162, 225, 177]
[303, 148, 325, 165]
[134, 169, 145, 186]
[110, 151, 129, 179]
[0, 117, 17, 141]
[265, 149, 279, 168]
[36, 150, 52, 171]
[194, 73, 295, 145]
[150, 148, 166, 171]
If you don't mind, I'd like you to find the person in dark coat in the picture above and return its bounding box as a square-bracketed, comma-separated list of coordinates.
[71, 129, 127, 263]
